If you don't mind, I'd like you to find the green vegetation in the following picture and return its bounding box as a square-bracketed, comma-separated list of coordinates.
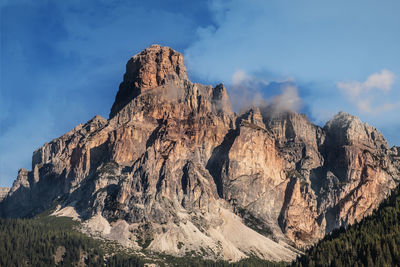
[292, 184, 400, 267]
[0, 215, 144, 266]
[177, 241, 184, 249]
[161, 255, 287, 267]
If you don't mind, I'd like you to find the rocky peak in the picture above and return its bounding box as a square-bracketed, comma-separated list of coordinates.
[9, 168, 29, 194]
[108, 46, 234, 126]
[211, 83, 233, 115]
[1, 45, 399, 261]
[263, 112, 317, 142]
[324, 111, 388, 150]
[110, 45, 187, 118]
[241, 107, 265, 128]
[0, 188, 9, 202]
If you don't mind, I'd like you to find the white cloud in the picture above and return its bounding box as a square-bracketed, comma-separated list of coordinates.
[364, 69, 395, 92]
[268, 85, 302, 115]
[338, 69, 395, 98]
[228, 70, 268, 112]
[232, 70, 250, 86]
[337, 69, 397, 115]
[228, 70, 301, 116]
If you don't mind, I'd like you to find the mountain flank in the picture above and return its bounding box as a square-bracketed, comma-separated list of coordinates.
[1, 45, 399, 262]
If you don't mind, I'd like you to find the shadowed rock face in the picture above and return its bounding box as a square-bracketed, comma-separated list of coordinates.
[1, 45, 399, 260]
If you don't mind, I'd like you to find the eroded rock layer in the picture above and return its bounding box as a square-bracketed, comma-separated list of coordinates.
[1, 45, 399, 261]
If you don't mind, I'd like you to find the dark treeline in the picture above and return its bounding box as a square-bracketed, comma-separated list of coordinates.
[292, 184, 400, 267]
[0, 215, 144, 266]
[162, 255, 286, 267]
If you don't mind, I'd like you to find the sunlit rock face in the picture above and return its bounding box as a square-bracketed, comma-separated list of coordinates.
[1, 45, 399, 261]
[0, 188, 9, 202]
[109, 44, 188, 118]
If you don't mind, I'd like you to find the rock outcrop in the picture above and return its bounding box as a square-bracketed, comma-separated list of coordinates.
[110, 45, 188, 118]
[0, 187, 9, 202]
[1, 45, 399, 261]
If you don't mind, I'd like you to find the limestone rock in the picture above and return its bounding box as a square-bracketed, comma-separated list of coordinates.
[1, 45, 399, 261]
[110, 44, 187, 118]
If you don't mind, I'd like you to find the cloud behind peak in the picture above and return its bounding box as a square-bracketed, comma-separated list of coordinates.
[337, 69, 397, 115]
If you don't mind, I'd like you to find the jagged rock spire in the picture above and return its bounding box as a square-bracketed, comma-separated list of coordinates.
[110, 45, 188, 118]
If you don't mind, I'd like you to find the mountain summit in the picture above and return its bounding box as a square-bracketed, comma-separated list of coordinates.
[1, 45, 399, 262]
[110, 45, 188, 118]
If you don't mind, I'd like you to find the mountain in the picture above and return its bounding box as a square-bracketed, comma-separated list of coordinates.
[292, 184, 400, 266]
[1, 45, 399, 262]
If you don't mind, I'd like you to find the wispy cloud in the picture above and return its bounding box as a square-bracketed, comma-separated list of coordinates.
[229, 70, 268, 111]
[228, 69, 301, 116]
[185, 0, 400, 84]
[337, 69, 398, 115]
[267, 85, 302, 116]
[338, 69, 395, 98]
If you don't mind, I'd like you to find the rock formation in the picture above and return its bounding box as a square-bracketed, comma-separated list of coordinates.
[0, 187, 9, 202]
[1, 45, 399, 261]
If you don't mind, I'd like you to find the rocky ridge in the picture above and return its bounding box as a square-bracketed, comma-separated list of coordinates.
[1, 45, 399, 262]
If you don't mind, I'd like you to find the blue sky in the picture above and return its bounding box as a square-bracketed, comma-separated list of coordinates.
[1, 0, 399, 187]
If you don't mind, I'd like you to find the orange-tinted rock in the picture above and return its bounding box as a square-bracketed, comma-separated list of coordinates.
[110, 44, 187, 118]
[0, 188, 9, 202]
[1, 46, 399, 259]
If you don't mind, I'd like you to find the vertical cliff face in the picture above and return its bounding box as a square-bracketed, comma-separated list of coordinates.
[319, 112, 398, 231]
[266, 111, 399, 246]
[1, 45, 399, 261]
